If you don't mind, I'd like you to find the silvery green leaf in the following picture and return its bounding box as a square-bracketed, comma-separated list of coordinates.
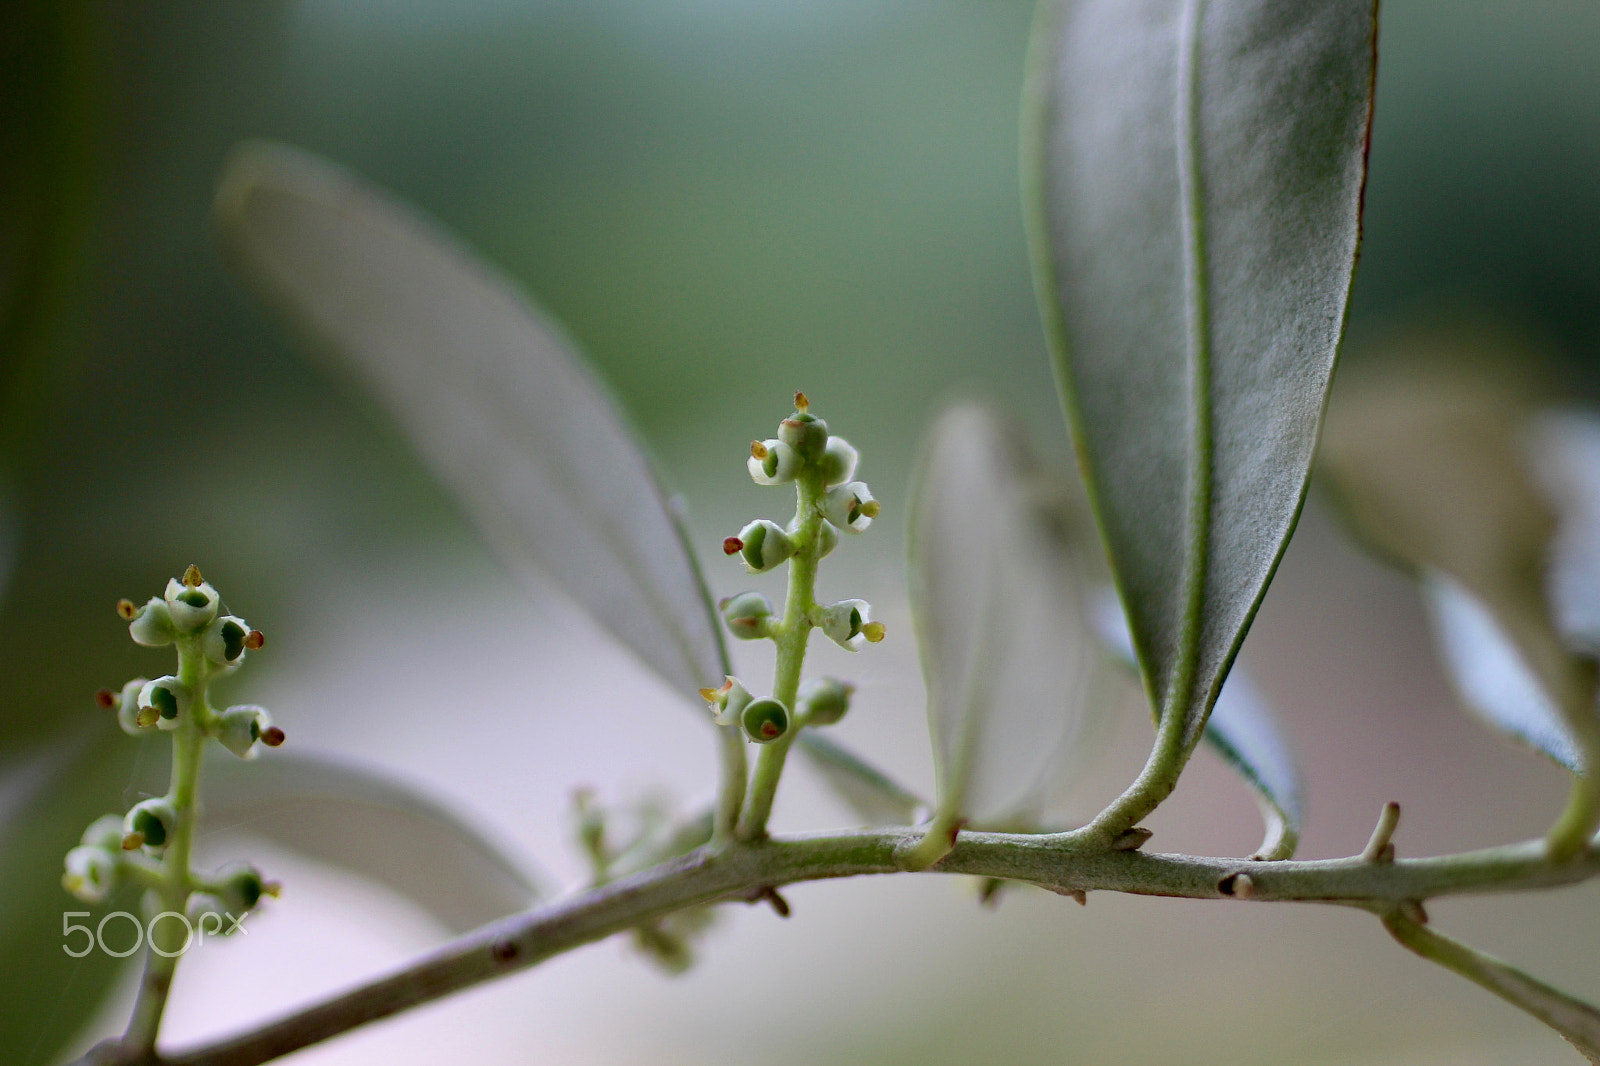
[202, 749, 546, 934]
[214, 141, 727, 705]
[1319, 339, 1600, 773]
[1028, 0, 1376, 754]
[1094, 592, 1304, 859]
[213, 142, 916, 825]
[909, 403, 1103, 828]
[1422, 570, 1581, 773]
[794, 732, 924, 827]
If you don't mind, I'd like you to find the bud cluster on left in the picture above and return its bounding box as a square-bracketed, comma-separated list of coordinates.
[63, 565, 280, 926]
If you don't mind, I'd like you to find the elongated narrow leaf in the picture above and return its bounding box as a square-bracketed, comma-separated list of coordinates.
[909, 403, 1105, 828]
[1094, 592, 1304, 859]
[214, 143, 919, 823]
[1029, 0, 1377, 747]
[215, 142, 726, 705]
[1423, 571, 1582, 773]
[200, 749, 546, 934]
[1320, 337, 1600, 770]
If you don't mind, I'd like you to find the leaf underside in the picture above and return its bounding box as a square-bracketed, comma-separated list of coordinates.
[1031, 0, 1377, 746]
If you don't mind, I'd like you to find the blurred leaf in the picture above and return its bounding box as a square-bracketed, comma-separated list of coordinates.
[213, 142, 916, 826]
[1320, 333, 1599, 766]
[1094, 594, 1304, 859]
[199, 748, 547, 935]
[0, 734, 146, 1065]
[793, 733, 924, 827]
[1422, 570, 1581, 773]
[1028, 0, 1376, 754]
[908, 402, 1105, 829]
[214, 141, 727, 706]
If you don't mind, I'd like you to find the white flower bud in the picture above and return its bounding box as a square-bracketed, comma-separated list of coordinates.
[216, 704, 278, 758]
[823, 481, 879, 534]
[125, 598, 176, 647]
[164, 572, 219, 633]
[747, 439, 800, 486]
[817, 436, 859, 487]
[778, 412, 829, 460]
[123, 797, 178, 852]
[817, 599, 886, 652]
[732, 520, 795, 573]
[202, 615, 256, 669]
[212, 861, 269, 913]
[62, 845, 118, 904]
[138, 676, 192, 731]
[815, 518, 839, 560]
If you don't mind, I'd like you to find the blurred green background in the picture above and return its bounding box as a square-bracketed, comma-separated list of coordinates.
[5, 1, 1600, 1063]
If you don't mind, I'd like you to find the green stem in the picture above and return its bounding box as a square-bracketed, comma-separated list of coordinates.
[1383, 910, 1600, 1062]
[121, 648, 210, 1055]
[120, 829, 1600, 1066]
[737, 469, 826, 841]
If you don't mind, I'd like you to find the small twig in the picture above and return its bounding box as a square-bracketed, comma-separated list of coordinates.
[1362, 801, 1401, 864]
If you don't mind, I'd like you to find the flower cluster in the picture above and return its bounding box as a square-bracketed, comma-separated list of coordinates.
[708, 394, 883, 745]
[63, 566, 280, 917]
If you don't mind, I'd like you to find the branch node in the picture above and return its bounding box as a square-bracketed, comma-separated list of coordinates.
[1111, 827, 1152, 852]
[1398, 898, 1429, 925]
[1217, 872, 1255, 899]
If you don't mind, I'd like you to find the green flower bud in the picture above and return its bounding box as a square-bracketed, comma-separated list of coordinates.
[109, 678, 150, 736]
[817, 436, 859, 487]
[720, 591, 775, 640]
[80, 814, 126, 850]
[747, 439, 800, 486]
[699, 676, 754, 726]
[62, 845, 118, 904]
[138, 676, 192, 731]
[164, 572, 219, 633]
[779, 413, 829, 461]
[733, 520, 795, 573]
[125, 598, 176, 647]
[213, 861, 269, 913]
[202, 615, 254, 668]
[817, 599, 886, 652]
[123, 797, 177, 852]
[740, 697, 790, 744]
[823, 481, 879, 534]
[216, 704, 276, 758]
[797, 677, 854, 727]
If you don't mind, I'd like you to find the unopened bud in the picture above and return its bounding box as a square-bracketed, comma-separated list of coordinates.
[720, 591, 775, 640]
[216, 705, 274, 758]
[202, 615, 254, 668]
[213, 861, 268, 912]
[778, 413, 828, 461]
[735, 520, 795, 573]
[817, 437, 859, 487]
[62, 845, 118, 904]
[747, 439, 800, 486]
[127, 598, 176, 647]
[797, 677, 854, 727]
[823, 482, 878, 534]
[818, 600, 883, 651]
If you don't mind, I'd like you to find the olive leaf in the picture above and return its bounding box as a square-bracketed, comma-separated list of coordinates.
[1027, 0, 1377, 773]
[198, 749, 548, 934]
[908, 403, 1107, 832]
[1320, 336, 1600, 772]
[214, 142, 918, 825]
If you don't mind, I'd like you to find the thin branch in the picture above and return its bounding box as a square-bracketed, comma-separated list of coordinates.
[81, 828, 1600, 1066]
